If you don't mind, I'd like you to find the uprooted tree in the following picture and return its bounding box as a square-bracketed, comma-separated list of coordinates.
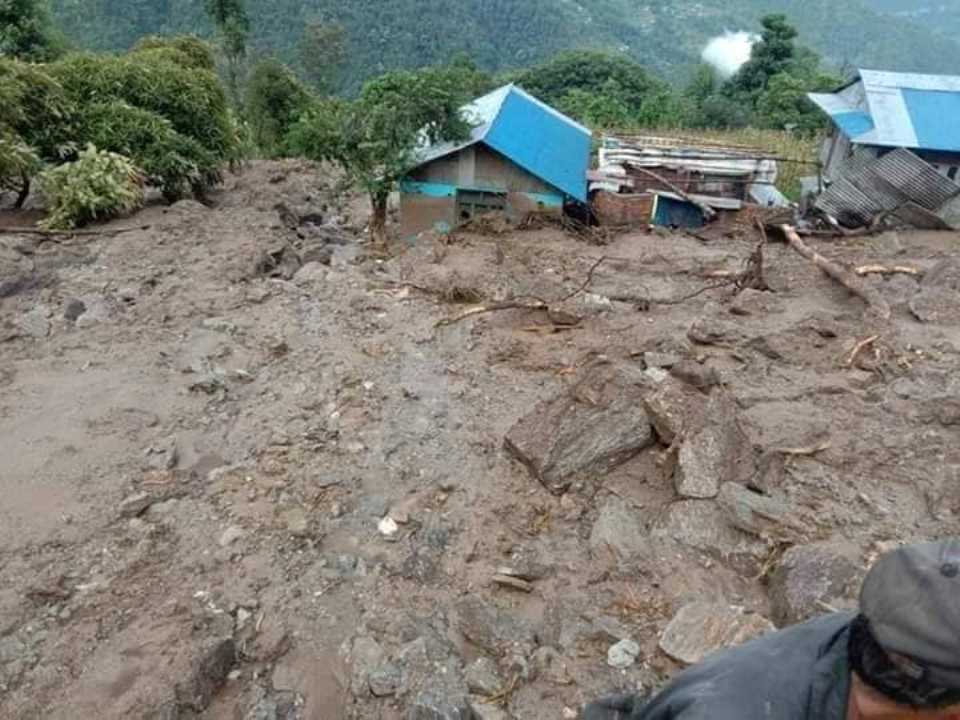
[285, 66, 473, 245]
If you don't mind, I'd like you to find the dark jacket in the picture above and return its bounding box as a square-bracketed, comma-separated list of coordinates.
[586, 612, 855, 720]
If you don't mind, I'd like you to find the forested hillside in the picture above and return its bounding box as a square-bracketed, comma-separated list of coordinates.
[50, 0, 960, 92]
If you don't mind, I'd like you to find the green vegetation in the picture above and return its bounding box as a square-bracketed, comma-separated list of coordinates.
[245, 58, 312, 158]
[204, 0, 249, 104]
[286, 66, 473, 244]
[0, 0, 65, 61]
[39, 145, 144, 229]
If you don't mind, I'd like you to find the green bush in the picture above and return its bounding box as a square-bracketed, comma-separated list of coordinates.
[0, 58, 75, 159]
[39, 145, 145, 230]
[245, 58, 312, 157]
[78, 100, 221, 201]
[0, 130, 41, 206]
[49, 53, 235, 160]
[131, 35, 218, 71]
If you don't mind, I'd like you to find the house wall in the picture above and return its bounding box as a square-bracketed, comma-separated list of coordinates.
[401, 144, 565, 240]
[822, 132, 960, 184]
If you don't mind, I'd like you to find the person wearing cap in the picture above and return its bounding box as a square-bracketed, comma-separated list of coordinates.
[583, 539, 960, 720]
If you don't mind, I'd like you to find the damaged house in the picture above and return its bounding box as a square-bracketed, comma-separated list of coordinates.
[589, 134, 789, 229]
[399, 84, 591, 240]
[808, 70, 960, 228]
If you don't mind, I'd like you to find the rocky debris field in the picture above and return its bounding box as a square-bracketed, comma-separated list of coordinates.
[2, 160, 960, 719]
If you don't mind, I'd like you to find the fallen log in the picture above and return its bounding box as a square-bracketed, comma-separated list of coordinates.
[780, 225, 891, 320]
[855, 264, 922, 278]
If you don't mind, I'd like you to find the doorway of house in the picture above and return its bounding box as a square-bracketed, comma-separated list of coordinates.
[456, 190, 507, 221]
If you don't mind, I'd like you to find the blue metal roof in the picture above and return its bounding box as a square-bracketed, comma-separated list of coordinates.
[410, 85, 591, 202]
[810, 70, 960, 153]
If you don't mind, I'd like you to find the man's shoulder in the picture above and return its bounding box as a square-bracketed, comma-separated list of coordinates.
[634, 612, 855, 720]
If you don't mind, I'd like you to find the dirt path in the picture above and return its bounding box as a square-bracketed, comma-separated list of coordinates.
[2, 162, 959, 719]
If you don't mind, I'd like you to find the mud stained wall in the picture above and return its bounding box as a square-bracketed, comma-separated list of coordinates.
[592, 191, 654, 226]
[408, 145, 556, 196]
[400, 193, 456, 240]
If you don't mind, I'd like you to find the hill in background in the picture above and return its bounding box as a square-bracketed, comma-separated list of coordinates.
[50, 0, 960, 91]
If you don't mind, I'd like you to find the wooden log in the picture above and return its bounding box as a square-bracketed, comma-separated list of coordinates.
[780, 225, 891, 320]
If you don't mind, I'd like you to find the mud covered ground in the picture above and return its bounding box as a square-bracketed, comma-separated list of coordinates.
[2, 160, 960, 719]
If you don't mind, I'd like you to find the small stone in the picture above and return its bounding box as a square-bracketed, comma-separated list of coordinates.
[607, 638, 640, 669]
[16, 307, 50, 339]
[659, 602, 774, 665]
[644, 352, 682, 370]
[455, 597, 536, 658]
[407, 690, 476, 720]
[589, 497, 646, 558]
[643, 376, 703, 446]
[348, 636, 386, 697]
[368, 663, 403, 697]
[219, 525, 245, 547]
[378, 517, 399, 538]
[562, 708, 578, 720]
[330, 502, 345, 518]
[64, 298, 87, 322]
[282, 507, 310, 537]
[470, 701, 509, 720]
[236, 608, 253, 631]
[465, 657, 503, 695]
[492, 574, 533, 593]
[119, 492, 153, 518]
[118, 286, 139, 302]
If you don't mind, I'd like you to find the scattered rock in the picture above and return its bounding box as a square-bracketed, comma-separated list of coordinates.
[16, 307, 50, 339]
[659, 602, 774, 665]
[504, 363, 655, 494]
[669, 359, 720, 390]
[301, 246, 334, 267]
[768, 542, 863, 626]
[643, 377, 704, 445]
[606, 639, 640, 669]
[465, 657, 503, 696]
[294, 261, 328, 285]
[119, 492, 153, 518]
[280, 507, 310, 537]
[63, 298, 87, 322]
[652, 500, 767, 573]
[369, 663, 403, 697]
[674, 391, 752, 500]
[717, 483, 809, 542]
[491, 574, 533, 593]
[408, 691, 476, 720]
[174, 638, 237, 713]
[688, 316, 744, 346]
[529, 646, 573, 686]
[454, 597, 536, 658]
[729, 289, 780, 317]
[347, 636, 386, 697]
[643, 352, 682, 370]
[470, 701, 508, 720]
[589, 497, 646, 558]
[219, 525, 245, 547]
[378, 517, 400, 538]
[118, 286, 139, 303]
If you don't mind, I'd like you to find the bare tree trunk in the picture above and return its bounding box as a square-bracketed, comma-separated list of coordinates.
[370, 193, 389, 247]
[14, 175, 29, 210]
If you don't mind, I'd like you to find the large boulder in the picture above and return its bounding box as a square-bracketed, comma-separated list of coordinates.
[505, 363, 655, 494]
[659, 602, 774, 665]
[768, 542, 863, 627]
[673, 392, 754, 500]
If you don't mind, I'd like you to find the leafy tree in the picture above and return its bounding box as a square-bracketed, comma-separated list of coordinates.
[298, 21, 346, 94]
[132, 35, 217, 71]
[204, 0, 249, 105]
[245, 57, 312, 157]
[0, 0, 64, 61]
[0, 130, 41, 207]
[555, 86, 632, 129]
[512, 51, 677, 127]
[39, 144, 144, 229]
[729, 15, 799, 99]
[286, 67, 472, 245]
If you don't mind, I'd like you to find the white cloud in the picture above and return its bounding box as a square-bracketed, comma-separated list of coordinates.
[701, 31, 758, 79]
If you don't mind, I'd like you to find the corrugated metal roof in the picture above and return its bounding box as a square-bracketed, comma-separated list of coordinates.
[815, 147, 960, 226]
[810, 69, 960, 153]
[410, 84, 591, 202]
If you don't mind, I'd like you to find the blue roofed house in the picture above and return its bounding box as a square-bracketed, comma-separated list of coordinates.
[809, 69, 960, 183]
[399, 84, 592, 240]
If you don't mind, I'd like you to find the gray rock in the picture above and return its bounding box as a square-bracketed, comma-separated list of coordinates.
[652, 500, 767, 574]
[64, 298, 87, 322]
[281, 507, 310, 537]
[119, 492, 153, 518]
[505, 363, 655, 494]
[174, 638, 237, 713]
[923, 259, 960, 289]
[369, 662, 403, 697]
[361, 496, 390, 518]
[469, 702, 508, 720]
[465, 657, 503, 696]
[688, 316, 744, 346]
[118, 286, 139, 302]
[606, 639, 640, 669]
[717, 483, 810, 542]
[643, 377, 704, 445]
[589, 497, 646, 558]
[408, 691, 476, 720]
[293, 261, 328, 285]
[643, 352, 682, 370]
[674, 391, 752, 500]
[670, 359, 720, 390]
[348, 636, 386, 697]
[529, 646, 573, 686]
[219, 525, 245, 547]
[454, 597, 536, 658]
[16, 307, 50, 339]
[659, 602, 774, 665]
[769, 542, 863, 626]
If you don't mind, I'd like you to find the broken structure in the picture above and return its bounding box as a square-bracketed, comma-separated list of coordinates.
[399, 85, 591, 240]
[809, 70, 960, 228]
[589, 134, 789, 228]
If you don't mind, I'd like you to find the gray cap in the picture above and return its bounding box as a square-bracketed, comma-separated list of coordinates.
[861, 538, 960, 689]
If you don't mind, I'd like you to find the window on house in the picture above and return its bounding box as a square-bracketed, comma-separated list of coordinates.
[949, 167, 958, 181]
[456, 190, 506, 221]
